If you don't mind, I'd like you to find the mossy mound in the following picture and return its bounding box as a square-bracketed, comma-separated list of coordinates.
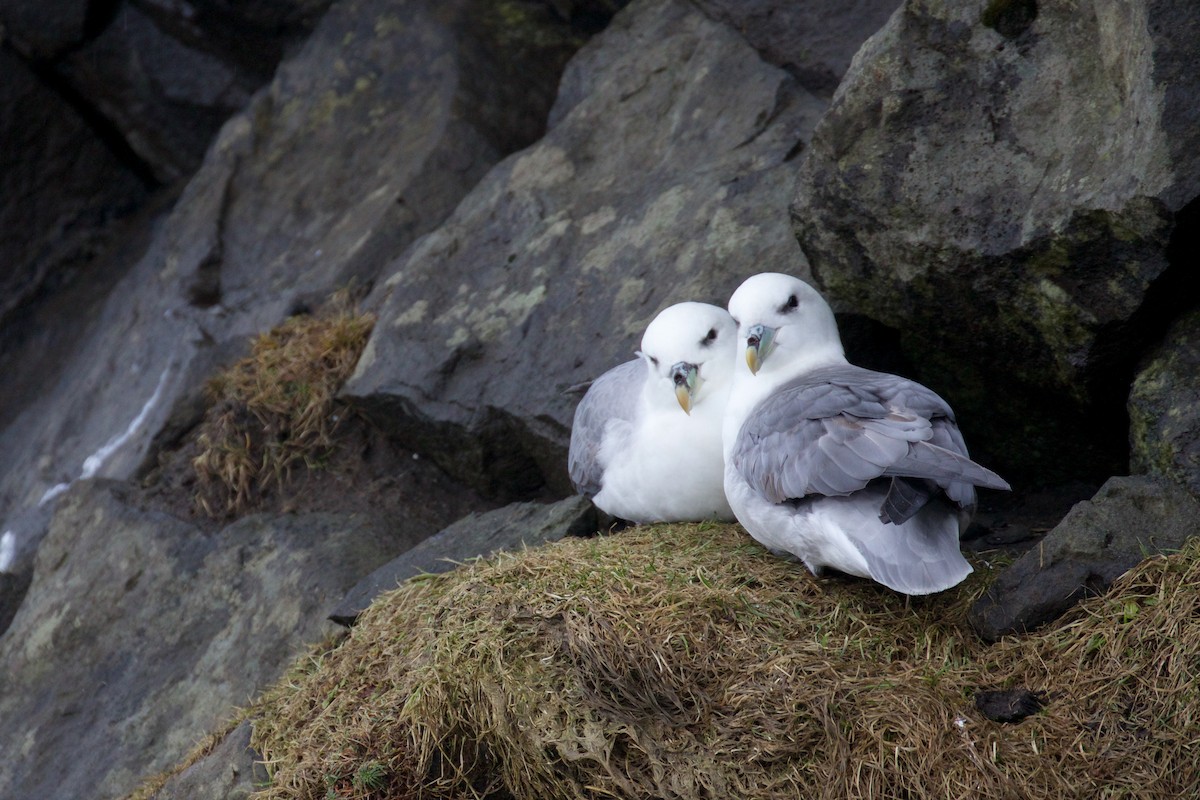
[250, 524, 1200, 799]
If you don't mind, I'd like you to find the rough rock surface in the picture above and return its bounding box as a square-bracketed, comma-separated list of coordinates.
[1, 0, 331, 182]
[329, 495, 600, 625]
[0, 569, 32, 640]
[54, 4, 264, 183]
[1129, 308, 1200, 497]
[150, 720, 268, 800]
[2, 0, 1199, 797]
[969, 476, 1200, 642]
[0, 481, 401, 800]
[791, 0, 1200, 486]
[691, 0, 900, 95]
[0, 0, 603, 575]
[0, 49, 147, 329]
[344, 0, 825, 499]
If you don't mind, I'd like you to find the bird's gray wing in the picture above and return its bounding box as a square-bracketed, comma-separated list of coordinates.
[732, 365, 1008, 513]
[567, 359, 645, 496]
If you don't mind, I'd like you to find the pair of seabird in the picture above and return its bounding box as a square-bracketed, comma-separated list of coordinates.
[568, 273, 1009, 595]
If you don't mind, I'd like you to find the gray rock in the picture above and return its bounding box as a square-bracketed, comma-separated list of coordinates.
[0, 0, 90, 59]
[344, 0, 829, 499]
[0, 504, 53, 638]
[692, 0, 901, 95]
[0, 49, 147, 330]
[0, 480, 401, 800]
[969, 476, 1200, 641]
[150, 720, 268, 800]
[329, 495, 600, 626]
[791, 0, 1200, 487]
[0, 0, 603, 562]
[0, 0, 322, 184]
[163, 0, 594, 319]
[1129, 308, 1200, 497]
[56, 5, 262, 183]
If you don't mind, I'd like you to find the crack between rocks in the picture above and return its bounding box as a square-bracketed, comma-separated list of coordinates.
[2, 9, 161, 189]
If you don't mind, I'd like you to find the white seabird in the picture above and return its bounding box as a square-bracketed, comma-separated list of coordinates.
[569, 301, 737, 523]
[722, 273, 1010, 595]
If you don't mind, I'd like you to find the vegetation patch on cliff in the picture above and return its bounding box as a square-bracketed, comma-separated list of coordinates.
[192, 292, 375, 518]
[247, 523, 1200, 799]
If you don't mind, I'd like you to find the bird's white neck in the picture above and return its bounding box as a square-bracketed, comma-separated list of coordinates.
[723, 343, 846, 457]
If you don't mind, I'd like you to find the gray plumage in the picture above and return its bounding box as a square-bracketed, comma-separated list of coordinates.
[568, 359, 643, 497]
[723, 272, 1011, 595]
[566, 300, 738, 523]
[731, 364, 1008, 525]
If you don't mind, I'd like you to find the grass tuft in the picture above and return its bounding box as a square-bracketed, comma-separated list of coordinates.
[192, 291, 374, 518]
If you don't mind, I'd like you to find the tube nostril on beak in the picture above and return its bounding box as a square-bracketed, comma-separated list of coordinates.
[747, 334, 760, 348]
[673, 371, 688, 387]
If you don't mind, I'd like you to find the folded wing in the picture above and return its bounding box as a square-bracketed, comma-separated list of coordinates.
[731, 365, 1009, 523]
[568, 360, 645, 496]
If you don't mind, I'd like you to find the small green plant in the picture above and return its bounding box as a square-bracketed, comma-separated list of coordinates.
[353, 761, 387, 791]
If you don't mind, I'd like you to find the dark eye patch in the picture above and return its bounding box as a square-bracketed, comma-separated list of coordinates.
[780, 294, 799, 313]
[700, 327, 718, 347]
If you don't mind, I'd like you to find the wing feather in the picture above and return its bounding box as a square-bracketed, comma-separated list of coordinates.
[732, 364, 1008, 511]
[567, 360, 645, 496]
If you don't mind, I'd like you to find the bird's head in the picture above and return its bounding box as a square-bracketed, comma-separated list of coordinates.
[638, 301, 737, 414]
[727, 273, 845, 378]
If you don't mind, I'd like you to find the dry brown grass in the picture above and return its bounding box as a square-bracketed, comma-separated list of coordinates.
[246, 524, 1200, 800]
[192, 292, 374, 517]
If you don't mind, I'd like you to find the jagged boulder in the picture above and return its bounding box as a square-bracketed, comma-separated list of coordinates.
[691, 0, 900, 95]
[969, 475, 1200, 641]
[1129, 308, 1200, 497]
[0, 480, 403, 800]
[329, 495, 600, 625]
[1, 0, 333, 182]
[343, 0, 832, 499]
[0, 49, 147, 330]
[148, 720, 267, 800]
[791, 0, 1200, 487]
[0, 0, 610, 567]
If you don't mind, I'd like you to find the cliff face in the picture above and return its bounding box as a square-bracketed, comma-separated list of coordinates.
[0, 0, 1197, 798]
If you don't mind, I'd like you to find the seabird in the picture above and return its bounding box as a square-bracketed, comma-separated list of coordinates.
[722, 273, 1009, 594]
[569, 301, 737, 523]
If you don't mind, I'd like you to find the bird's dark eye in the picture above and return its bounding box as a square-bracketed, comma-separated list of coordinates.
[700, 327, 718, 347]
[781, 294, 799, 313]
[648, 356, 659, 366]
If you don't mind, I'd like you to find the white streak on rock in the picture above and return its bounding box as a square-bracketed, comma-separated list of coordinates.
[0, 531, 14, 572]
[38, 483, 72, 507]
[81, 363, 173, 479]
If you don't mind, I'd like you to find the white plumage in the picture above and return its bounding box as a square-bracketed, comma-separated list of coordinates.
[569, 302, 737, 523]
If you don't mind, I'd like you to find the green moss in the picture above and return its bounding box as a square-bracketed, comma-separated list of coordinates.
[1026, 240, 1068, 278]
[477, 1, 589, 54]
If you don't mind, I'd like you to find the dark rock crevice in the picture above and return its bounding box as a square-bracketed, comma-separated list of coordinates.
[15, 42, 162, 189]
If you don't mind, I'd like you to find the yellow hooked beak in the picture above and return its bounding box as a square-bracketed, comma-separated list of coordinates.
[670, 362, 699, 415]
[744, 324, 776, 375]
